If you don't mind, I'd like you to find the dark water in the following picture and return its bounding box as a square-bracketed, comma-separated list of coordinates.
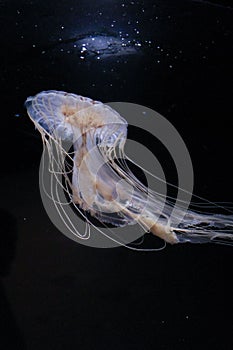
[1, 1, 233, 349]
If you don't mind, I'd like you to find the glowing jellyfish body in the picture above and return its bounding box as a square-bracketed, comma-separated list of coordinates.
[25, 91, 233, 249]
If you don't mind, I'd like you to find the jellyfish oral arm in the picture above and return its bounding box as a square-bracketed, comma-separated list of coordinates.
[141, 216, 179, 244]
[72, 131, 179, 244]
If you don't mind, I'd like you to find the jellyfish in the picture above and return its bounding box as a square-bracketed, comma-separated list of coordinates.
[25, 90, 233, 250]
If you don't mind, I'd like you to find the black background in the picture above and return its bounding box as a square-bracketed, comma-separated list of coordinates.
[1, 1, 233, 349]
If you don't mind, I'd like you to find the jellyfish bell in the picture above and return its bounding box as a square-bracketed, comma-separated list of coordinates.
[25, 90, 233, 250]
